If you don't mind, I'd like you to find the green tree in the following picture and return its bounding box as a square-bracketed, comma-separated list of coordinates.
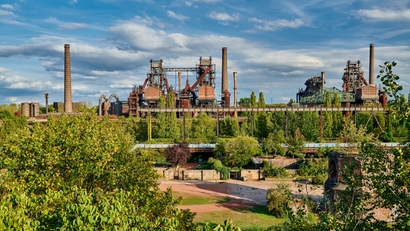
[250, 91, 257, 107]
[332, 93, 343, 137]
[222, 136, 260, 167]
[286, 128, 305, 159]
[261, 130, 286, 156]
[258, 92, 266, 107]
[266, 183, 292, 218]
[166, 93, 181, 140]
[322, 92, 333, 138]
[0, 113, 195, 230]
[219, 116, 240, 137]
[153, 96, 167, 138]
[191, 112, 216, 142]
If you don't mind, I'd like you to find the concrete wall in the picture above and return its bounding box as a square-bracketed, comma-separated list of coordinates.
[240, 169, 264, 180]
[179, 169, 221, 180]
[156, 168, 264, 181]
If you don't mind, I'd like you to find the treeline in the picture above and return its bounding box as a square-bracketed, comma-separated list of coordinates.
[121, 91, 406, 144]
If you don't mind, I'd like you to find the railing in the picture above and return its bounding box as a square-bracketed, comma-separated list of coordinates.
[133, 142, 402, 150]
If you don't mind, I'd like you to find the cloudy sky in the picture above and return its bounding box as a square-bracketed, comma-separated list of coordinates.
[0, 0, 409, 106]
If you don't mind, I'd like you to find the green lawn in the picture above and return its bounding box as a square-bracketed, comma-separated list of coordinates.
[173, 191, 230, 205]
[195, 206, 284, 231]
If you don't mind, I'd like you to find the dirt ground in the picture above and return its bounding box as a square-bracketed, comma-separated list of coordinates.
[159, 179, 324, 213]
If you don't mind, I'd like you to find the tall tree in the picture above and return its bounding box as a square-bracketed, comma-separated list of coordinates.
[153, 96, 167, 138]
[250, 91, 257, 107]
[222, 136, 260, 167]
[166, 93, 181, 140]
[332, 92, 343, 137]
[258, 92, 266, 107]
[191, 112, 216, 142]
[323, 92, 333, 138]
[220, 116, 240, 137]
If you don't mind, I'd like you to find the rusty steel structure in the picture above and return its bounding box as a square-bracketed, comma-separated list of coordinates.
[117, 48, 232, 117]
[297, 44, 387, 107]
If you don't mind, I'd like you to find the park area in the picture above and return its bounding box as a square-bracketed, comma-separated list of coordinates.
[159, 179, 324, 230]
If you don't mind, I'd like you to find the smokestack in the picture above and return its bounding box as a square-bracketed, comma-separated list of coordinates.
[233, 72, 237, 108]
[64, 44, 73, 113]
[178, 72, 182, 93]
[45, 92, 49, 114]
[369, 44, 375, 86]
[222, 47, 228, 94]
[321, 72, 325, 91]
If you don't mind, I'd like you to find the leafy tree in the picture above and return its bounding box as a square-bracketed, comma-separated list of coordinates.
[261, 130, 286, 156]
[332, 93, 343, 137]
[164, 142, 191, 170]
[286, 128, 305, 159]
[322, 92, 333, 138]
[258, 92, 266, 107]
[0, 110, 27, 143]
[191, 112, 216, 142]
[297, 112, 319, 142]
[222, 136, 260, 167]
[266, 183, 292, 218]
[0, 113, 196, 230]
[153, 96, 167, 138]
[219, 117, 240, 137]
[250, 91, 257, 107]
[166, 93, 181, 140]
[256, 112, 272, 139]
[238, 97, 251, 107]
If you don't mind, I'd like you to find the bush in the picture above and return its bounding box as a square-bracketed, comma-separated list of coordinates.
[297, 158, 327, 185]
[266, 183, 292, 218]
[263, 162, 289, 178]
[212, 159, 230, 180]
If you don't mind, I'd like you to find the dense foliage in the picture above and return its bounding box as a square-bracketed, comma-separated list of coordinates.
[266, 183, 292, 218]
[0, 113, 195, 230]
[219, 136, 260, 167]
[164, 142, 192, 169]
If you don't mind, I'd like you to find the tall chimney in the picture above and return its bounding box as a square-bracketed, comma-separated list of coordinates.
[369, 44, 375, 86]
[45, 92, 49, 114]
[321, 72, 325, 91]
[222, 47, 228, 94]
[233, 72, 237, 108]
[178, 72, 182, 93]
[64, 44, 73, 113]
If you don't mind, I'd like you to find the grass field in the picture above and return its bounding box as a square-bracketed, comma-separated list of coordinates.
[173, 191, 284, 230]
[173, 191, 231, 205]
[195, 206, 284, 231]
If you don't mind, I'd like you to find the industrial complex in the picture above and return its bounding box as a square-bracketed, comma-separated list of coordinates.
[20, 44, 387, 118]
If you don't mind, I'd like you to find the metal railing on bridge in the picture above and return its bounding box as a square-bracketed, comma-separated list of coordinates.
[133, 142, 401, 150]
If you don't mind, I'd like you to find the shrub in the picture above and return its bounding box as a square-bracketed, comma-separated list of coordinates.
[263, 162, 289, 178]
[266, 183, 292, 218]
[297, 158, 327, 185]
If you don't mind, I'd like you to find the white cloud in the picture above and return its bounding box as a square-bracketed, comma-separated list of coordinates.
[109, 21, 190, 52]
[1, 4, 15, 10]
[0, 9, 14, 17]
[208, 11, 240, 22]
[249, 18, 305, 31]
[167, 10, 189, 21]
[355, 8, 410, 22]
[45, 17, 88, 30]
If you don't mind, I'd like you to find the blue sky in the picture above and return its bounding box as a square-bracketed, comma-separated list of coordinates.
[0, 0, 409, 106]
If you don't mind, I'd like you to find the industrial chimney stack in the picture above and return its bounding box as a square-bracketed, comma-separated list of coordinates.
[64, 44, 73, 113]
[233, 72, 237, 107]
[321, 72, 325, 92]
[222, 47, 228, 95]
[369, 44, 375, 86]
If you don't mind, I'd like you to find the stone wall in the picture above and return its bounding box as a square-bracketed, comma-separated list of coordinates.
[179, 169, 221, 180]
